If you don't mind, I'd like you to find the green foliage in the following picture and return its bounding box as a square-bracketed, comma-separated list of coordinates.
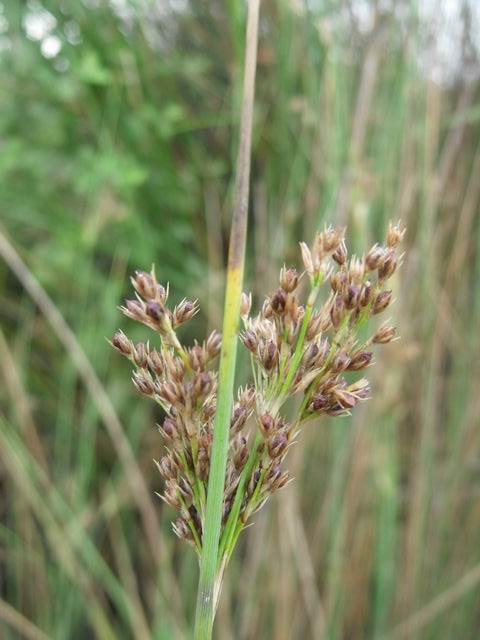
[1, 1, 480, 639]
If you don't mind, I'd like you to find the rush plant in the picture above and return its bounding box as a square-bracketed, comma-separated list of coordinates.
[112, 220, 405, 638]
[110, 2, 405, 638]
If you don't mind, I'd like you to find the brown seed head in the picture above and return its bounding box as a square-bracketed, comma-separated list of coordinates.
[299, 242, 314, 277]
[275, 471, 290, 491]
[378, 249, 397, 281]
[344, 285, 360, 310]
[205, 330, 222, 359]
[231, 406, 248, 434]
[279, 266, 299, 292]
[302, 342, 319, 368]
[386, 221, 406, 248]
[178, 477, 194, 504]
[159, 417, 178, 440]
[326, 403, 349, 416]
[233, 436, 249, 471]
[284, 294, 300, 323]
[348, 378, 371, 399]
[111, 330, 132, 356]
[132, 371, 155, 396]
[238, 385, 255, 409]
[321, 225, 345, 255]
[320, 376, 338, 394]
[359, 281, 373, 307]
[331, 350, 351, 373]
[147, 349, 164, 376]
[259, 412, 274, 437]
[173, 299, 198, 326]
[124, 299, 145, 321]
[133, 341, 148, 368]
[197, 439, 210, 480]
[203, 398, 216, 420]
[331, 296, 346, 328]
[332, 240, 347, 265]
[158, 381, 183, 406]
[348, 256, 364, 284]
[163, 482, 182, 509]
[365, 244, 385, 271]
[240, 292, 252, 317]
[373, 290, 393, 314]
[348, 350, 373, 371]
[155, 283, 167, 304]
[271, 288, 287, 313]
[262, 339, 278, 370]
[172, 517, 194, 542]
[132, 270, 157, 300]
[265, 464, 282, 486]
[330, 271, 349, 293]
[333, 388, 357, 409]
[311, 393, 328, 412]
[268, 433, 288, 459]
[241, 330, 258, 353]
[373, 324, 396, 344]
[188, 344, 204, 370]
[156, 455, 177, 480]
[146, 300, 164, 322]
[115, 224, 406, 545]
[194, 372, 214, 398]
[162, 351, 181, 379]
[306, 311, 323, 340]
[261, 299, 274, 319]
[315, 338, 330, 366]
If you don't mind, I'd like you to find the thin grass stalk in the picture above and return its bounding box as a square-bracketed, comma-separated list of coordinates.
[0, 597, 50, 640]
[194, 1, 260, 637]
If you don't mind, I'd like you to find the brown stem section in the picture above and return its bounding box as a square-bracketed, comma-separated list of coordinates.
[228, 0, 260, 271]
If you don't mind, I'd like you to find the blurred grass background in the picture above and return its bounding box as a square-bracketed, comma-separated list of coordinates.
[1, 1, 480, 638]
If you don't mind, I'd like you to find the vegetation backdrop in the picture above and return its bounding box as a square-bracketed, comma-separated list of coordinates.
[1, 1, 480, 638]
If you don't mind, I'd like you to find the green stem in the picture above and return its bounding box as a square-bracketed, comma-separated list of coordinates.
[218, 433, 262, 561]
[224, 465, 267, 563]
[276, 283, 321, 409]
[193, 2, 260, 638]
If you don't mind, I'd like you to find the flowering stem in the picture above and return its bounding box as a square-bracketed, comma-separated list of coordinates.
[193, 2, 260, 638]
[276, 282, 321, 408]
[218, 433, 263, 561]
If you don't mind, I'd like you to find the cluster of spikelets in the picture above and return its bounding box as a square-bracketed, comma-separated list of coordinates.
[111, 222, 405, 555]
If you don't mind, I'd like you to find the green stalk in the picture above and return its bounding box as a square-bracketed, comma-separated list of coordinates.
[194, 2, 260, 638]
[275, 282, 321, 408]
[218, 433, 263, 561]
